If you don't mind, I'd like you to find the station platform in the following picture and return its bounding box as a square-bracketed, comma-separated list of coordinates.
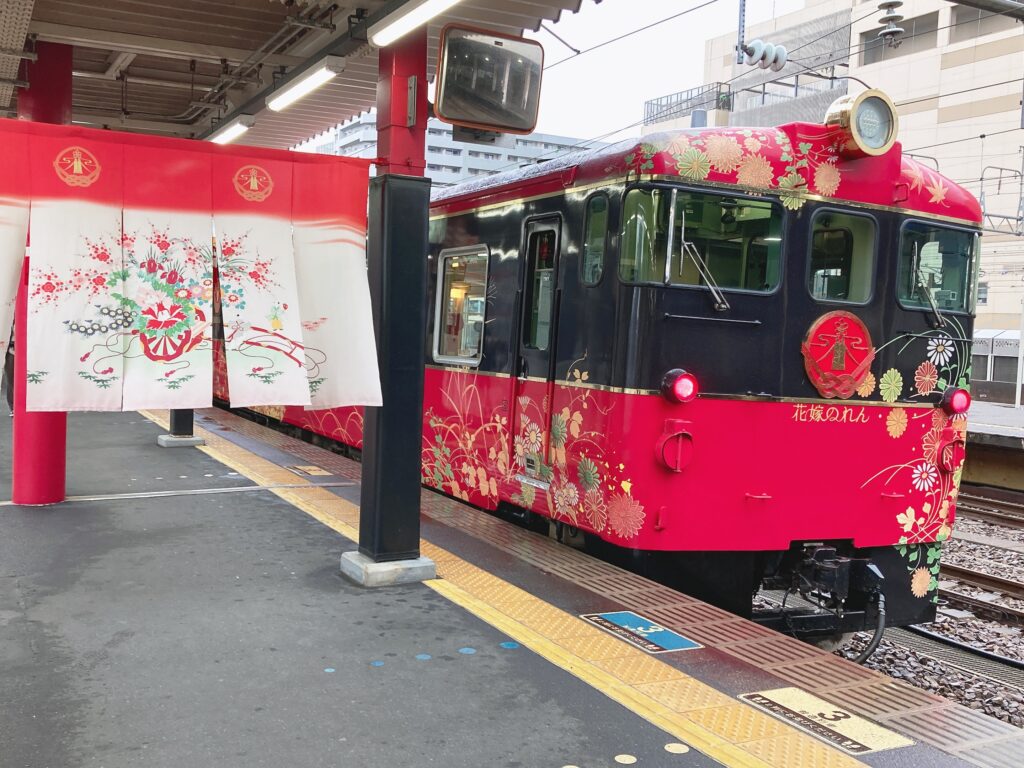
[2, 409, 1023, 768]
[964, 402, 1023, 490]
[967, 401, 1024, 449]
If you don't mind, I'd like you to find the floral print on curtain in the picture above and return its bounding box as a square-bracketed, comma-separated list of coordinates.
[212, 156, 311, 409]
[292, 159, 381, 408]
[26, 135, 125, 410]
[121, 146, 215, 409]
[0, 118, 378, 412]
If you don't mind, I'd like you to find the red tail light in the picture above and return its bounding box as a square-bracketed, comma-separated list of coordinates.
[941, 387, 971, 415]
[661, 369, 698, 403]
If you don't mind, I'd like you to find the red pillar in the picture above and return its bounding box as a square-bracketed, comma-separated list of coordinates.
[375, 30, 428, 176]
[13, 42, 71, 505]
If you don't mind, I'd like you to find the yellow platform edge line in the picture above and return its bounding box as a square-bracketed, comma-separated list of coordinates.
[426, 576, 779, 768]
[138, 409, 865, 768]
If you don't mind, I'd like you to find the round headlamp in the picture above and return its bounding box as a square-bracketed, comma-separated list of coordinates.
[824, 89, 898, 157]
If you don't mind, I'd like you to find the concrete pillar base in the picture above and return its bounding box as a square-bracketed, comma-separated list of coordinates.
[157, 434, 206, 448]
[340, 551, 436, 587]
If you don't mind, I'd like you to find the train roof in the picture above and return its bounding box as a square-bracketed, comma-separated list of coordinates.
[431, 123, 982, 227]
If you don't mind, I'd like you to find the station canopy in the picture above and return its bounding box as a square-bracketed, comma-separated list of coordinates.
[1, 0, 593, 148]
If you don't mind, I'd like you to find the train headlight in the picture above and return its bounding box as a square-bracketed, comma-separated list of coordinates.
[940, 387, 971, 415]
[824, 89, 899, 157]
[661, 369, 699, 404]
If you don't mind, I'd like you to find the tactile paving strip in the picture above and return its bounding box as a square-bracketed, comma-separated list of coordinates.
[183, 408, 1024, 767]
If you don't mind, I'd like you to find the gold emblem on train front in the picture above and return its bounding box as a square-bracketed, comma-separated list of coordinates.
[233, 165, 274, 202]
[801, 311, 876, 400]
[53, 146, 101, 188]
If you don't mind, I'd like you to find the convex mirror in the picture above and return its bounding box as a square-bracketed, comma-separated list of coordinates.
[434, 25, 544, 134]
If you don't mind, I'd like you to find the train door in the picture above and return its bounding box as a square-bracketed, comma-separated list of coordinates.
[511, 217, 561, 496]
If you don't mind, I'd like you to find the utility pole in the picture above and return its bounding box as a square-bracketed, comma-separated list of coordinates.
[1016, 296, 1023, 409]
[735, 0, 746, 64]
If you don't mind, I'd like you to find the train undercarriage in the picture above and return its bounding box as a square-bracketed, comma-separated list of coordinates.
[495, 501, 925, 656]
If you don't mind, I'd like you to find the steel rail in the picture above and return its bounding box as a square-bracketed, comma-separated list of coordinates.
[904, 624, 1024, 672]
[958, 491, 1024, 529]
[937, 588, 1024, 621]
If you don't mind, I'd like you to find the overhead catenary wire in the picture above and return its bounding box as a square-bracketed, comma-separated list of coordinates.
[542, 0, 720, 71]
[494, 0, 1024, 175]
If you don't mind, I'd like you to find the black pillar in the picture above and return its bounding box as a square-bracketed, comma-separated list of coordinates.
[359, 174, 431, 563]
[169, 409, 194, 437]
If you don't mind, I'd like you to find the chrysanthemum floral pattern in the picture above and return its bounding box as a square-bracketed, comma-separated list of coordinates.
[864, 317, 972, 603]
[626, 128, 843, 210]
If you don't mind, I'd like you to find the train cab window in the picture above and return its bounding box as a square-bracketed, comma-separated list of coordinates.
[808, 211, 875, 303]
[524, 228, 557, 350]
[434, 246, 489, 365]
[619, 187, 782, 291]
[897, 223, 978, 314]
[581, 195, 608, 285]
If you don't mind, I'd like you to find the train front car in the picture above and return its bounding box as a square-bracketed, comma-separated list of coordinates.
[427, 89, 982, 642]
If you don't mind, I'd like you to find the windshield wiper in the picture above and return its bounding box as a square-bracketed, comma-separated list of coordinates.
[669, 192, 730, 312]
[913, 242, 946, 328]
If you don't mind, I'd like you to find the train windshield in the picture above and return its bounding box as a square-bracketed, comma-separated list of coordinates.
[897, 222, 978, 314]
[619, 187, 782, 292]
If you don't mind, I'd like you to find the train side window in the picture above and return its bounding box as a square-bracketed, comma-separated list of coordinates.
[581, 194, 608, 285]
[808, 211, 875, 303]
[524, 228, 557, 350]
[433, 246, 489, 365]
[619, 188, 667, 283]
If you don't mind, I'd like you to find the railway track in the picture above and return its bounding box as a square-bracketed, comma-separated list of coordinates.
[941, 562, 1024, 601]
[957, 488, 1024, 529]
[939, 562, 1024, 622]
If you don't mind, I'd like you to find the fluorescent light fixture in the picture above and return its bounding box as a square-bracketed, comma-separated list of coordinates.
[209, 115, 255, 145]
[266, 56, 346, 112]
[368, 0, 465, 47]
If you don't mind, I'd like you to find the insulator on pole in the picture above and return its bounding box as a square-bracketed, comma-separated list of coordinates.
[741, 38, 788, 70]
[877, 1, 905, 48]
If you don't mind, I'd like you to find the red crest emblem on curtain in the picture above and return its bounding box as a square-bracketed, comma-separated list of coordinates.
[232, 165, 273, 202]
[53, 146, 101, 188]
[801, 311, 875, 399]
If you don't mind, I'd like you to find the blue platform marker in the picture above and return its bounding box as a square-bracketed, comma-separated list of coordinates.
[324, 667, 336, 673]
[415, 653, 432, 661]
[458, 647, 477, 655]
[500, 641, 519, 650]
[370, 660, 385, 667]
[581, 611, 702, 654]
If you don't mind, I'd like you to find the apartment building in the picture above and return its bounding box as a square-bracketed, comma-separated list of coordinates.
[300, 111, 600, 187]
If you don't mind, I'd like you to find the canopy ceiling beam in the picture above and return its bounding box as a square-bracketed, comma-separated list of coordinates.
[28, 20, 305, 67]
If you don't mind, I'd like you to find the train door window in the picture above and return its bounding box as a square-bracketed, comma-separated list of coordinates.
[808, 211, 875, 303]
[581, 194, 608, 285]
[433, 246, 489, 365]
[524, 228, 557, 350]
[897, 222, 977, 314]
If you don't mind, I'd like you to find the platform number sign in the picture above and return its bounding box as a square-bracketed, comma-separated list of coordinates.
[739, 688, 913, 755]
[581, 611, 701, 654]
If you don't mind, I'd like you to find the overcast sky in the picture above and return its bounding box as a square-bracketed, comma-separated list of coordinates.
[524, 0, 806, 143]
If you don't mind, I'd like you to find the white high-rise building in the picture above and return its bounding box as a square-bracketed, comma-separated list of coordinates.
[299, 111, 603, 187]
